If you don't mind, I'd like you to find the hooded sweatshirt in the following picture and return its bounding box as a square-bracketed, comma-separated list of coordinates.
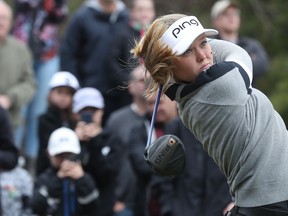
[60, 0, 130, 95]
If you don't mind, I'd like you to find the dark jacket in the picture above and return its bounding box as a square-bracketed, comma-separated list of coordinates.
[36, 105, 77, 176]
[0, 107, 32, 214]
[215, 35, 269, 86]
[60, 1, 131, 123]
[129, 117, 232, 216]
[0, 106, 18, 170]
[128, 122, 159, 216]
[126, 23, 143, 65]
[158, 118, 232, 216]
[60, 1, 130, 95]
[31, 168, 98, 216]
[80, 129, 122, 216]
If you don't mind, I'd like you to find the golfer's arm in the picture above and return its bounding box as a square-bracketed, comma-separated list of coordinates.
[208, 39, 253, 85]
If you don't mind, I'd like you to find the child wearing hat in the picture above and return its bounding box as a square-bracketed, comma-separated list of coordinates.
[31, 127, 98, 216]
[72, 87, 122, 216]
[73, 87, 105, 141]
[36, 71, 80, 176]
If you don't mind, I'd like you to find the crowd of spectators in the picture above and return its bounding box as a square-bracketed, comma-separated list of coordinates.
[0, 0, 269, 215]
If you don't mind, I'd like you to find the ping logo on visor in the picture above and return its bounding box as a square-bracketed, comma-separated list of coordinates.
[161, 16, 218, 55]
[171, 18, 200, 39]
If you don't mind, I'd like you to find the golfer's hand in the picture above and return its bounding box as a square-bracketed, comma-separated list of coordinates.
[0, 95, 11, 110]
[223, 202, 234, 215]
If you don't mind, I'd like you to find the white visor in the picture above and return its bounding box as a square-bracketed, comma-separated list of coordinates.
[161, 16, 218, 55]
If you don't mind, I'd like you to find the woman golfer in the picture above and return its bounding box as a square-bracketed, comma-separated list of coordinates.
[132, 13, 288, 216]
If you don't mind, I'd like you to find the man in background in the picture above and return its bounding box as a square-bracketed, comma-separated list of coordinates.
[106, 65, 149, 216]
[0, 1, 35, 133]
[128, 0, 155, 42]
[211, 0, 269, 87]
[60, 0, 131, 125]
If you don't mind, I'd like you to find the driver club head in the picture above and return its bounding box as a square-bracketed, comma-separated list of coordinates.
[144, 134, 186, 177]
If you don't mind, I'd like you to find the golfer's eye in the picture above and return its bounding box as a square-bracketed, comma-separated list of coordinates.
[182, 48, 192, 56]
[201, 40, 208, 47]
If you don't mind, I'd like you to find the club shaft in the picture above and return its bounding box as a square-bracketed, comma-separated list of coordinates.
[146, 85, 163, 149]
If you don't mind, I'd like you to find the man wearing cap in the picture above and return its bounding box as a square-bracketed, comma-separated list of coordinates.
[73, 87, 122, 216]
[211, 0, 269, 87]
[31, 127, 98, 216]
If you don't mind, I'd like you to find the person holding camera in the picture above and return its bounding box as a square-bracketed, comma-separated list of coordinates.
[31, 127, 98, 216]
[73, 87, 122, 216]
[36, 71, 80, 176]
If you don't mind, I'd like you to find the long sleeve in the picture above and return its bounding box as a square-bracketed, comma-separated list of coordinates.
[75, 174, 99, 205]
[209, 38, 253, 85]
[36, 114, 53, 176]
[129, 125, 153, 179]
[106, 29, 131, 86]
[60, 12, 83, 82]
[31, 171, 61, 215]
[238, 37, 269, 80]
[83, 132, 121, 182]
[5, 39, 36, 108]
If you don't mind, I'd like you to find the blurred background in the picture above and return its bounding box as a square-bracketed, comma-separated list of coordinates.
[7, 0, 288, 125]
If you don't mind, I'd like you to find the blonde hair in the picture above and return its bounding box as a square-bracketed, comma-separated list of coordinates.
[131, 13, 187, 98]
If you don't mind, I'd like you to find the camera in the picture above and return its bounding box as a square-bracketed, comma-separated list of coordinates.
[66, 154, 79, 162]
[80, 111, 93, 123]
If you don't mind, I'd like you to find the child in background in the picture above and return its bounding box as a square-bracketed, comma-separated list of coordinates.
[36, 71, 80, 176]
[0, 106, 33, 216]
[31, 127, 98, 216]
[73, 87, 122, 216]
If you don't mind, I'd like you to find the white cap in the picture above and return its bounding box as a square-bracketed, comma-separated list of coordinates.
[161, 16, 218, 55]
[211, 0, 239, 19]
[73, 87, 105, 113]
[49, 71, 80, 91]
[48, 127, 81, 156]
